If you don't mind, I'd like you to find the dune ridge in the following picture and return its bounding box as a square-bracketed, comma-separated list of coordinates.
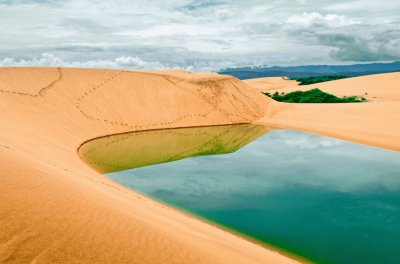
[247, 73, 400, 151]
[245, 73, 400, 102]
[1, 67, 398, 263]
[243, 77, 299, 92]
[0, 67, 301, 263]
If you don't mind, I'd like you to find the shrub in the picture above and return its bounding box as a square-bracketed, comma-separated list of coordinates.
[262, 88, 364, 103]
[291, 75, 349, 85]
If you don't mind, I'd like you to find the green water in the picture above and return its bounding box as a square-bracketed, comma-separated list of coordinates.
[80, 125, 400, 264]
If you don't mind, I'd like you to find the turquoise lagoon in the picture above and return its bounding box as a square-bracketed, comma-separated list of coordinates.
[79, 125, 400, 264]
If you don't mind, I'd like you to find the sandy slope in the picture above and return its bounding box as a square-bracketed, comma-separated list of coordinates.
[249, 73, 400, 102]
[1, 67, 399, 264]
[0, 67, 300, 263]
[243, 77, 299, 92]
[246, 73, 400, 150]
[258, 100, 400, 151]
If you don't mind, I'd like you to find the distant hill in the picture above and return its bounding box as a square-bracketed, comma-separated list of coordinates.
[219, 61, 400, 80]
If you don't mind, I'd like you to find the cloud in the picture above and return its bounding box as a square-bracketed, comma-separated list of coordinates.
[0, 0, 60, 5]
[267, 130, 342, 149]
[0, 53, 168, 70]
[0, 0, 399, 70]
[0, 44, 327, 71]
[324, 0, 400, 13]
[0, 49, 277, 71]
[180, 0, 225, 12]
[319, 33, 400, 61]
[112, 129, 400, 210]
[287, 12, 361, 27]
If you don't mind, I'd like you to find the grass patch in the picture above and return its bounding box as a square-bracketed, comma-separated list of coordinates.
[263, 88, 365, 103]
[292, 75, 349, 85]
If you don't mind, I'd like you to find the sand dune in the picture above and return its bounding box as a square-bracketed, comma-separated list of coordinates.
[258, 100, 400, 151]
[1, 67, 398, 263]
[243, 76, 299, 92]
[248, 73, 400, 102]
[0, 67, 300, 263]
[246, 73, 400, 150]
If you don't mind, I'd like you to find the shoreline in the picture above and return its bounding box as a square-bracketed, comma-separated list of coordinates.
[256, 122, 400, 152]
[1, 67, 398, 263]
[76, 123, 311, 263]
[78, 119, 399, 264]
[258, 101, 400, 152]
[76, 122, 252, 156]
[103, 176, 312, 264]
[0, 67, 297, 263]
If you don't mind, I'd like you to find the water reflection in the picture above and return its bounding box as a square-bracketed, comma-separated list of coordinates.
[80, 127, 400, 264]
[79, 124, 270, 173]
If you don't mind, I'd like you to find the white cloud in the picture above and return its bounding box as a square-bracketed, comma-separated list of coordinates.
[0, 1, 399, 70]
[0, 53, 169, 70]
[287, 12, 361, 27]
[268, 130, 342, 149]
[324, 0, 400, 13]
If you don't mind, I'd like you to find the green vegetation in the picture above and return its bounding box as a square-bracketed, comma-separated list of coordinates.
[292, 75, 349, 85]
[263, 88, 365, 103]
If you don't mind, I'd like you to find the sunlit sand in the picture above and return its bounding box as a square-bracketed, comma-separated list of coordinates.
[0, 67, 398, 263]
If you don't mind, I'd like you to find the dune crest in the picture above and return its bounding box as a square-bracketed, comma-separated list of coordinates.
[0, 68, 301, 263]
[243, 76, 299, 92]
[247, 72, 400, 102]
[246, 73, 400, 150]
[1, 67, 398, 263]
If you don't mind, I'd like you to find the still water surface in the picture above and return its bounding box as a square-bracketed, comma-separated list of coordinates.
[80, 125, 400, 264]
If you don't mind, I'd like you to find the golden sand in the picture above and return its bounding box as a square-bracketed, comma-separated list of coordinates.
[243, 76, 299, 92]
[1, 67, 398, 263]
[246, 73, 400, 150]
[0, 67, 298, 263]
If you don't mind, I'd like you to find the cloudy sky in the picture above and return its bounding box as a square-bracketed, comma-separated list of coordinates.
[0, 0, 399, 71]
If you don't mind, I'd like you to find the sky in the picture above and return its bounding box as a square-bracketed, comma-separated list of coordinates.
[113, 129, 400, 209]
[0, 0, 399, 71]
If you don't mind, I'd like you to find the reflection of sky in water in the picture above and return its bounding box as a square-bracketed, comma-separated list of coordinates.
[111, 130, 400, 210]
[109, 130, 400, 264]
